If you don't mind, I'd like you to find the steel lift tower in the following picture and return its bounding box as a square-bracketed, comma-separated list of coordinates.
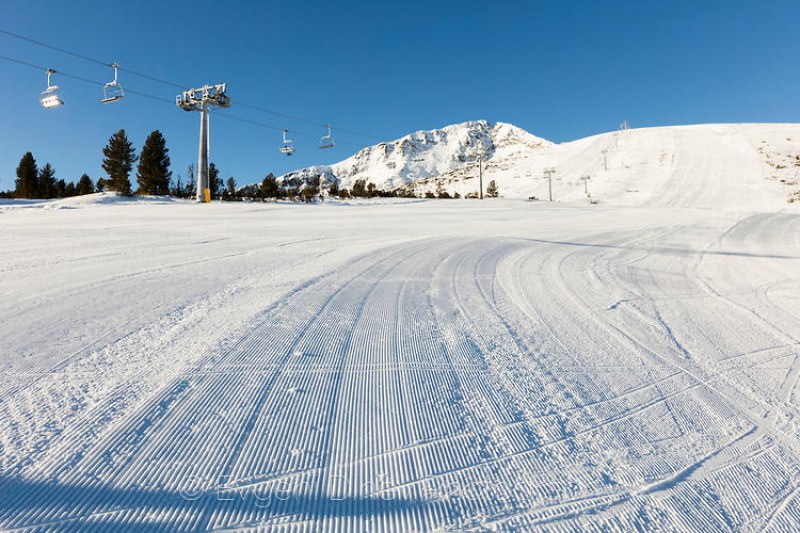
[176, 83, 230, 202]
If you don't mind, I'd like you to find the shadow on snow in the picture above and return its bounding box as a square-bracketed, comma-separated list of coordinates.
[0, 475, 438, 531]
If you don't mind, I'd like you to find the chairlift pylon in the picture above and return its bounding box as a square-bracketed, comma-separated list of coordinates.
[40, 68, 63, 108]
[100, 63, 124, 104]
[319, 124, 334, 149]
[280, 129, 295, 156]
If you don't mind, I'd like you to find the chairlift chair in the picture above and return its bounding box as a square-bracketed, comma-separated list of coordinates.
[319, 124, 334, 149]
[100, 63, 124, 104]
[40, 68, 63, 108]
[280, 129, 295, 156]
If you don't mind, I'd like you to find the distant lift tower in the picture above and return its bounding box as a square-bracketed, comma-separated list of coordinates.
[176, 83, 231, 202]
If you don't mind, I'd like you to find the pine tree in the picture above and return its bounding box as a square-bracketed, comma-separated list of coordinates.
[37, 163, 57, 199]
[65, 181, 76, 197]
[55, 179, 67, 198]
[225, 177, 237, 199]
[186, 164, 195, 197]
[351, 179, 367, 197]
[171, 175, 184, 197]
[76, 173, 95, 195]
[14, 152, 39, 198]
[327, 180, 339, 197]
[300, 184, 319, 203]
[136, 130, 172, 195]
[102, 129, 137, 195]
[176, 165, 196, 198]
[208, 163, 221, 199]
[260, 173, 279, 199]
[486, 180, 499, 198]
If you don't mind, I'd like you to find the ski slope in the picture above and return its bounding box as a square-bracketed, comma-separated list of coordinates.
[1, 177, 800, 530]
[279, 122, 800, 208]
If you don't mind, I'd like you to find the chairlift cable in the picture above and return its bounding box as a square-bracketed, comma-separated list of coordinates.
[233, 101, 379, 139]
[0, 27, 381, 140]
[210, 109, 363, 148]
[0, 53, 181, 106]
[0, 28, 109, 67]
[0, 27, 184, 89]
[0, 52, 365, 148]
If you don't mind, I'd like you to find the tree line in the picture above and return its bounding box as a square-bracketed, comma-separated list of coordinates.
[6, 151, 97, 199]
[7, 129, 172, 199]
[4, 128, 248, 201]
[236, 176, 499, 202]
[5, 127, 501, 201]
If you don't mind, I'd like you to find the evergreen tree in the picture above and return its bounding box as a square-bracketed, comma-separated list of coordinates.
[175, 165, 197, 198]
[14, 152, 38, 199]
[300, 184, 319, 203]
[351, 179, 367, 197]
[102, 129, 137, 195]
[327, 180, 339, 197]
[259, 172, 280, 198]
[225, 176, 237, 200]
[260, 173, 279, 199]
[208, 163, 221, 199]
[65, 181, 76, 197]
[76, 173, 95, 195]
[186, 164, 195, 197]
[171, 174, 184, 197]
[136, 130, 172, 195]
[55, 178, 67, 198]
[37, 163, 57, 199]
[486, 179, 499, 198]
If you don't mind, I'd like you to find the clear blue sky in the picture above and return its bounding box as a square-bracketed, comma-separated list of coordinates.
[1, 0, 798, 191]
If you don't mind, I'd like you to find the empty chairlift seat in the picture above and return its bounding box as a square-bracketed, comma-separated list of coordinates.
[100, 63, 124, 104]
[40, 68, 63, 108]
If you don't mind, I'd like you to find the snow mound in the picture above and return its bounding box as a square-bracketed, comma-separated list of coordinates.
[0, 192, 186, 211]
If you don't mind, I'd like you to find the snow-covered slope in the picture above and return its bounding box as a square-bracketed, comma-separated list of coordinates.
[3, 123, 800, 531]
[281, 122, 800, 208]
[3, 199, 800, 531]
[459, 123, 800, 209]
[280, 120, 552, 192]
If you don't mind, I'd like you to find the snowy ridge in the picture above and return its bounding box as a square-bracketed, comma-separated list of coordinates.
[280, 120, 552, 192]
[280, 121, 800, 208]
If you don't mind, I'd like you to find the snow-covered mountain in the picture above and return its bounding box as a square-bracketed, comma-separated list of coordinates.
[280, 120, 552, 193]
[278, 120, 800, 208]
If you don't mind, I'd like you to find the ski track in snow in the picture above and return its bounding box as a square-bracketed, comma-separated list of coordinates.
[2, 165, 800, 529]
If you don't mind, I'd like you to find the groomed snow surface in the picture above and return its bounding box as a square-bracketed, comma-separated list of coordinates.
[2, 124, 800, 531]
